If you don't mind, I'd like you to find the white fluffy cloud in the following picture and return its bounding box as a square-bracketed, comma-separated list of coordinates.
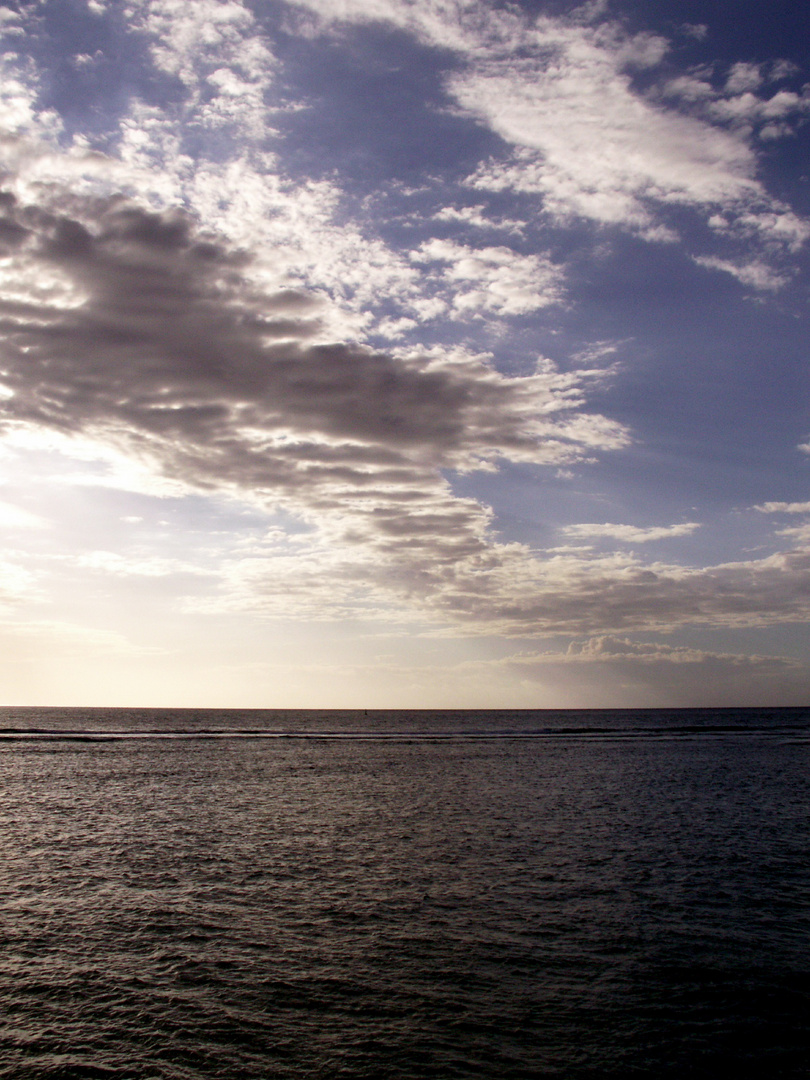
[459, 46, 755, 229]
[412, 240, 563, 315]
[124, 0, 278, 137]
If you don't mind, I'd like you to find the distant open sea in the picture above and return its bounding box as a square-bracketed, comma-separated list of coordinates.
[1, 706, 808, 1079]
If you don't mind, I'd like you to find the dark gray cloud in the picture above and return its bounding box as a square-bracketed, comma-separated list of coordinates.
[0, 190, 623, 574]
[4, 191, 810, 637]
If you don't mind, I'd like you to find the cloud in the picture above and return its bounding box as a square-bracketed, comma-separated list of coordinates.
[489, 635, 805, 706]
[412, 239, 563, 315]
[562, 521, 700, 543]
[693, 256, 790, 291]
[284, 0, 526, 54]
[1, 182, 808, 640]
[0, 8, 426, 345]
[0, 194, 619, 465]
[289, 1, 808, 274]
[680, 23, 708, 42]
[725, 62, 763, 95]
[4, 195, 810, 643]
[1, 0, 809, 655]
[104, 2, 574, 338]
[415, 546, 810, 637]
[755, 501, 810, 516]
[777, 525, 810, 545]
[523, 634, 797, 669]
[432, 205, 524, 235]
[452, 21, 777, 238]
[755, 500, 810, 514]
[0, 188, 632, 614]
[190, 517, 810, 638]
[209, 632, 805, 709]
[1, 187, 810, 641]
[124, 0, 278, 138]
[754, 503, 810, 549]
[709, 88, 810, 126]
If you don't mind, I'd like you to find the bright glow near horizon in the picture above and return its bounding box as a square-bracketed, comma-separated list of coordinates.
[0, 0, 808, 707]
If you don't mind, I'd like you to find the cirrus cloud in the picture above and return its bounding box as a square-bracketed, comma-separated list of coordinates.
[289, 0, 809, 281]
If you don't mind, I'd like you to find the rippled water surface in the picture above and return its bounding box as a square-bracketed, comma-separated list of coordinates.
[1, 707, 809, 1078]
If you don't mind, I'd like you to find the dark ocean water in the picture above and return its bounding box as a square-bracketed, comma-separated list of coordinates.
[0, 706, 808, 1079]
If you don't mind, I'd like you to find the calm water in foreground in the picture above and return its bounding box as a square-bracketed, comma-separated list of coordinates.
[0, 707, 808, 1079]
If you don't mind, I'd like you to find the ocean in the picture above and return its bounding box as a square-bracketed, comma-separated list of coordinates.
[0, 707, 808, 1078]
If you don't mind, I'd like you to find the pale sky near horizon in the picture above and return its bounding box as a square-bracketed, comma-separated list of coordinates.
[0, 0, 809, 707]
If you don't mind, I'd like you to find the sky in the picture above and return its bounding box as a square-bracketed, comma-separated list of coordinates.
[0, 0, 809, 708]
